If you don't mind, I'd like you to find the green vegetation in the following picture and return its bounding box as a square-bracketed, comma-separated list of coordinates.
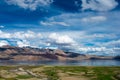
[16, 75, 33, 79]
[0, 66, 119, 80]
[43, 67, 59, 80]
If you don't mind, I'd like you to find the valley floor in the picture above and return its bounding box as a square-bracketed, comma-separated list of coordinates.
[0, 66, 120, 80]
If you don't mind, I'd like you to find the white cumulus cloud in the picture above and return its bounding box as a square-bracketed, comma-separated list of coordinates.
[48, 33, 75, 45]
[0, 30, 119, 56]
[81, 0, 118, 11]
[0, 30, 41, 39]
[17, 40, 30, 47]
[0, 30, 11, 38]
[0, 30, 41, 47]
[13, 30, 41, 39]
[0, 40, 9, 47]
[5, 0, 53, 10]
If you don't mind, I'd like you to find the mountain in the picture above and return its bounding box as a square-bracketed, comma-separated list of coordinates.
[0, 45, 119, 61]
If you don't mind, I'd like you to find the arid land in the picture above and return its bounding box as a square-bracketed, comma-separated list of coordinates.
[0, 66, 120, 80]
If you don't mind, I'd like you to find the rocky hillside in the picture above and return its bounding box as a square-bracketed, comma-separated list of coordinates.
[0, 45, 88, 61]
[0, 45, 119, 61]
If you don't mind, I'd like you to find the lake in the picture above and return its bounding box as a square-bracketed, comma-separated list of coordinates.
[0, 60, 120, 66]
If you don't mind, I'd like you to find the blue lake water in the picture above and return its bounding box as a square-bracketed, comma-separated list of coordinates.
[0, 60, 120, 66]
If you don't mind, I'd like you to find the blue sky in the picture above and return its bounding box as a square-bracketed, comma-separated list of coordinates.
[0, 0, 120, 56]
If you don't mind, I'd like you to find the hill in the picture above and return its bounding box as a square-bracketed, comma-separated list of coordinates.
[0, 45, 119, 61]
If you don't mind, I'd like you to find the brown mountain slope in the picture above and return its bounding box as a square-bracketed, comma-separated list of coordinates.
[0, 45, 117, 61]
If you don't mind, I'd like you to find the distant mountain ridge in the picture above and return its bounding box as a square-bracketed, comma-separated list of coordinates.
[0, 45, 119, 61]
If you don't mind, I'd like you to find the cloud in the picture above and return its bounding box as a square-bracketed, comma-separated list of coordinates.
[40, 21, 70, 27]
[40, 11, 120, 34]
[0, 25, 5, 28]
[0, 30, 119, 56]
[5, 0, 53, 10]
[103, 39, 120, 48]
[81, 16, 107, 23]
[13, 31, 42, 39]
[0, 40, 9, 47]
[81, 0, 118, 11]
[0, 39, 30, 47]
[0, 30, 11, 38]
[78, 47, 106, 52]
[0, 30, 77, 49]
[43, 13, 106, 27]
[0, 30, 41, 39]
[17, 40, 30, 47]
[0, 30, 41, 47]
[48, 33, 75, 45]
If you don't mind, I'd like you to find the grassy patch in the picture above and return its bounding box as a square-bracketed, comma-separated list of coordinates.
[43, 67, 59, 80]
[16, 75, 33, 79]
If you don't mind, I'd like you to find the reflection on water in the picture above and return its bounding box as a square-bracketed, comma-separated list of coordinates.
[0, 60, 120, 66]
